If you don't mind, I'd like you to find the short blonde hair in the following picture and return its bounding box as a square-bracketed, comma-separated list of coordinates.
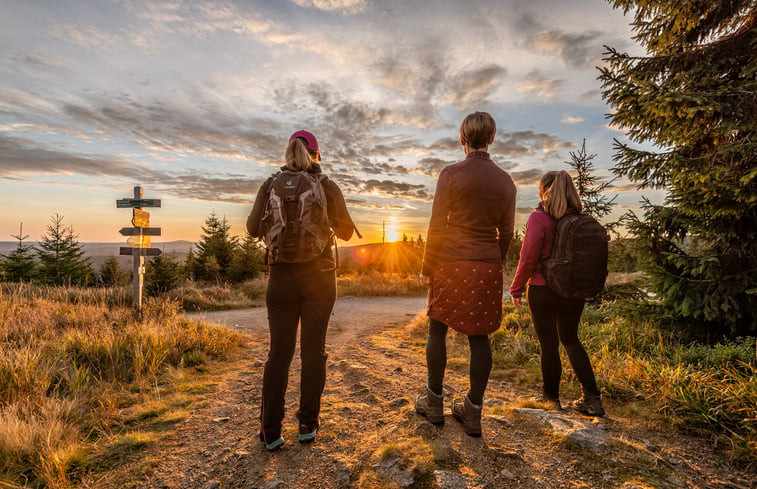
[460, 111, 496, 149]
[285, 137, 312, 171]
[540, 170, 583, 220]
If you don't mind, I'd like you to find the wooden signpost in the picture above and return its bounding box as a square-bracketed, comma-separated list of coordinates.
[117, 186, 162, 318]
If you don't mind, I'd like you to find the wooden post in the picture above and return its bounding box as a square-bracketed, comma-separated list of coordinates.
[132, 186, 144, 320]
[117, 185, 161, 321]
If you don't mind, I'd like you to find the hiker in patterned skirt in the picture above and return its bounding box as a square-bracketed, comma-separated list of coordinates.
[247, 130, 358, 450]
[415, 111, 517, 437]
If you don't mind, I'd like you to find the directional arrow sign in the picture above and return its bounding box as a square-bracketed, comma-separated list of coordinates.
[127, 235, 151, 248]
[117, 198, 161, 208]
[132, 208, 150, 227]
[120, 247, 162, 256]
[119, 227, 162, 236]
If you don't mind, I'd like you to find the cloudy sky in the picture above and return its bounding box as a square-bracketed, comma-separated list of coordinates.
[0, 0, 659, 245]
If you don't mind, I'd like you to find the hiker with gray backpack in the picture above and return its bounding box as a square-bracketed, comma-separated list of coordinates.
[247, 130, 358, 450]
[510, 170, 609, 417]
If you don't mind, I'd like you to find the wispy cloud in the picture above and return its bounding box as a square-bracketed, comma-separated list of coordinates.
[361, 179, 432, 202]
[493, 130, 573, 157]
[291, 0, 368, 14]
[0, 135, 265, 204]
[526, 29, 604, 68]
[560, 115, 584, 125]
[509, 169, 545, 186]
[516, 70, 563, 98]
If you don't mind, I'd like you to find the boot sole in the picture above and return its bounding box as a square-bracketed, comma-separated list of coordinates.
[415, 408, 445, 425]
[452, 412, 481, 436]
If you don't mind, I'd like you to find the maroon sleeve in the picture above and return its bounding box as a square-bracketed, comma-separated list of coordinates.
[323, 178, 355, 241]
[509, 211, 546, 298]
[498, 176, 517, 262]
[246, 177, 273, 238]
[421, 168, 451, 276]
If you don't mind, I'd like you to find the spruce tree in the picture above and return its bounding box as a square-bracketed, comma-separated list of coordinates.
[228, 233, 265, 283]
[36, 214, 93, 286]
[194, 212, 239, 283]
[1, 223, 37, 282]
[566, 140, 617, 221]
[600, 1, 757, 337]
[144, 253, 183, 296]
[98, 256, 125, 287]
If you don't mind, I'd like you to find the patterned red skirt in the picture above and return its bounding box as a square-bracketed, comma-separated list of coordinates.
[427, 260, 503, 336]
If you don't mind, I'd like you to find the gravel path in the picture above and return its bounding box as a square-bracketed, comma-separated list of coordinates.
[185, 296, 428, 343]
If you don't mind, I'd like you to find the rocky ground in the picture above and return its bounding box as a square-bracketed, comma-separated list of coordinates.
[91, 297, 755, 489]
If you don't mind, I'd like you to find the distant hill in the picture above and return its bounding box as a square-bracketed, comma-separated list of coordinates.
[0, 241, 195, 269]
[0, 240, 425, 272]
[338, 241, 424, 273]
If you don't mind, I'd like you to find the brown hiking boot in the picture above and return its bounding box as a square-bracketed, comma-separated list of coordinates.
[415, 386, 444, 425]
[535, 395, 563, 411]
[451, 395, 482, 437]
[570, 395, 605, 417]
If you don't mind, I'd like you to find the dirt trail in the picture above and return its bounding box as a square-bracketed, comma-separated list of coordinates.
[186, 296, 427, 343]
[99, 298, 754, 489]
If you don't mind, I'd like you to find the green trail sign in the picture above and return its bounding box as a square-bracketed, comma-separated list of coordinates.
[116, 198, 161, 208]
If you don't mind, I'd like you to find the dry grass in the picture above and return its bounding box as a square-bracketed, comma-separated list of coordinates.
[174, 278, 266, 311]
[337, 272, 427, 297]
[406, 299, 757, 467]
[0, 284, 242, 488]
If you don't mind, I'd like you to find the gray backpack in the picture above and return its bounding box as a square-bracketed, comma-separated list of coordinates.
[262, 170, 332, 263]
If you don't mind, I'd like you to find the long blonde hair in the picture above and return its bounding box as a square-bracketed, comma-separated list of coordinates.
[540, 170, 582, 219]
[285, 137, 313, 171]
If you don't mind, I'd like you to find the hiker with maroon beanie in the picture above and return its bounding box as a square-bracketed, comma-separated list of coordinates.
[247, 130, 357, 450]
[510, 170, 605, 416]
[415, 111, 517, 437]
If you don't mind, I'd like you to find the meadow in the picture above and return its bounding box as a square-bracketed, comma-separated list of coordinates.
[406, 296, 757, 467]
[0, 284, 241, 488]
[1, 273, 755, 488]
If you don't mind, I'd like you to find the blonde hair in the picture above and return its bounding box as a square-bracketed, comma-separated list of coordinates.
[460, 111, 496, 149]
[285, 137, 313, 171]
[540, 170, 583, 219]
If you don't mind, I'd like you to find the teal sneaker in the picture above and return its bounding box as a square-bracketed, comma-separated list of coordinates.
[265, 436, 284, 451]
[298, 423, 319, 443]
[259, 432, 284, 451]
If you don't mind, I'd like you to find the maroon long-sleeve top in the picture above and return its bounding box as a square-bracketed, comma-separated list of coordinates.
[509, 204, 555, 298]
[421, 150, 517, 276]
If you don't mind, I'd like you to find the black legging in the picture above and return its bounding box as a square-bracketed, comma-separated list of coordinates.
[527, 285, 600, 400]
[426, 317, 492, 406]
[260, 260, 336, 443]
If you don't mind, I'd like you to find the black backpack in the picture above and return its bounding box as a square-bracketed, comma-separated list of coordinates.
[542, 213, 610, 300]
[261, 170, 332, 264]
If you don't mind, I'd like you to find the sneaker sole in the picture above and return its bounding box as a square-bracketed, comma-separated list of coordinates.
[298, 431, 317, 442]
[265, 438, 284, 451]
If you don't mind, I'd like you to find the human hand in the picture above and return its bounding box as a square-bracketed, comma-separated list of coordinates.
[511, 296, 522, 308]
